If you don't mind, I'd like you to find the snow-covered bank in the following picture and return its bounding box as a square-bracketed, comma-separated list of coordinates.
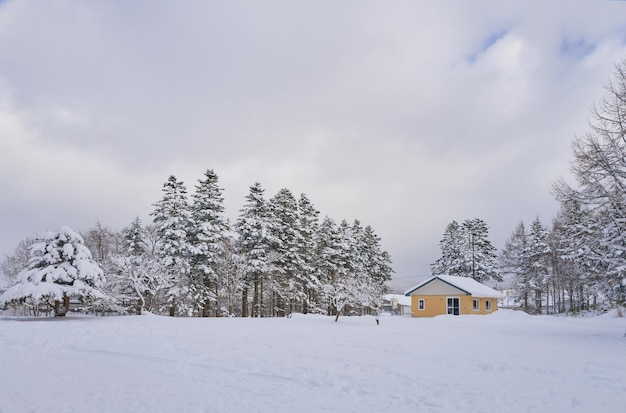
[0, 311, 624, 413]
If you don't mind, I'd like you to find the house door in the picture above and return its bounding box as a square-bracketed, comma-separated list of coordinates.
[447, 297, 460, 315]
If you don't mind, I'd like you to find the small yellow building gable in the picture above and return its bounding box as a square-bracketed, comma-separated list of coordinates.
[404, 275, 504, 317]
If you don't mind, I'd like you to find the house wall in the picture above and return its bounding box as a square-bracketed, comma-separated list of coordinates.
[467, 297, 498, 315]
[410, 295, 499, 317]
[411, 295, 447, 317]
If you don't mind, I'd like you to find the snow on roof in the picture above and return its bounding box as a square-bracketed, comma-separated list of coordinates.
[383, 294, 412, 307]
[404, 275, 504, 298]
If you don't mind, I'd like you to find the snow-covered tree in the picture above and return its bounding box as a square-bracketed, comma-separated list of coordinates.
[1, 237, 34, 288]
[430, 221, 464, 276]
[554, 59, 626, 304]
[0, 226, 105, 316]
[268, 188, 305, 316]
[297, 193, 321, 313]
[151, 175, 193, 316]
[322, 219, 359, 320]
[213, 237, 246, 316]
[316, 216, 344, 313]
[108, 217, 167, 315]
[499, 221, 528, 290]
[81, 221, 125, 314]
[82, 220, 120, 270]
[358, 224, 393, 310]
[519, 217, 551, 313]
[122, 216, 148, 256]
[316, 217, 393, 321]
[432, 218, 500, 282]
[188, 169, 231, 316]
[235, 182, 277, 317]
[462, 218, 500, 282]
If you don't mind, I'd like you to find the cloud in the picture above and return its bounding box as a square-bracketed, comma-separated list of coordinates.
[1, 0, 626, 283]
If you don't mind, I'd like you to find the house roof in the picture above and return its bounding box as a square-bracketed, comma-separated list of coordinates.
[383, 294, 412, 307]
[404, 275, 505, 298]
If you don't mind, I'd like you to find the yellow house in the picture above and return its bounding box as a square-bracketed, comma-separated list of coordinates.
[404, 275, 504, 317]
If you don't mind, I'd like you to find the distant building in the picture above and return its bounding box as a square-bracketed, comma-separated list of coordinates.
[404, 275, 504, 317]
[381, 294, 412, 316]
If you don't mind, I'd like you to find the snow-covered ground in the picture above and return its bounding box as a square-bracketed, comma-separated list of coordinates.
[1, 310, 624, 413]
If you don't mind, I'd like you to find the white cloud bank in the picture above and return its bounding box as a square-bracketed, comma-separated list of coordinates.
[1, 0, 626, 284]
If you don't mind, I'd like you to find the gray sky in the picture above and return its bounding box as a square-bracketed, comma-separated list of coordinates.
[1, 0, 625, 289]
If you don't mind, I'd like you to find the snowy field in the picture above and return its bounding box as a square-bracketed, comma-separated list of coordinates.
[1, 311, 624, 413]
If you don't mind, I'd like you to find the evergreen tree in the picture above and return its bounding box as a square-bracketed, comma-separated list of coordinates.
[235, 182, 276, 317]
[188, 169, 231, 316]
[0, 226, 105, 316]
[317, 216, 344, 314]
[432, 218, 500, 282]
[356, 224, 393, 315]
[297, 193, 321, 313]
[268, 188, 305, 316]
[462, 218, 501, 282]
[123, 216, 148, 256]
[325, 219, 361, 320]
[151, 175, 193, 316]
[431, 221, 465, 276]
[520, 217, 551, 313]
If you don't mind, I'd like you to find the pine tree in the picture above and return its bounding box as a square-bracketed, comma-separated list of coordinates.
[359, 224, 393, 310]
[431, 221, 465, 276]
[0, 226, 105, 316]
[432, 218, 500, 282]
[188, 169, 231, 317]
[297, 193, 321, 314]
[123, 216, 148, 256]
[326, 219, 361, 320]
[151, 175, 193, 316]
[317, 216, 344, 314]
[235, 182, 276, 317]
[462, 218, 501, 282]
[521, 217, 551, 313]
[268, 188, 305, 316]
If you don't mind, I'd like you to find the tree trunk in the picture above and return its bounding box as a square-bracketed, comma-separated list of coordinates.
[54, 295, 70, 317]
[169, 306, 175, 317]
[242, 287, 248, 317]
[252, 280, 259, 317]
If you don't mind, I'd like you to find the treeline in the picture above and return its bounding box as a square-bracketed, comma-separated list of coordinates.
[1, 171, 393, 318]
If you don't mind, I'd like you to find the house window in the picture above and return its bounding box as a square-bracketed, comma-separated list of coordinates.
[485, 300, 492, 311]
[446, 297, 460, 315]
[418, 299, 425, 311]
[473, 299, 480, 311]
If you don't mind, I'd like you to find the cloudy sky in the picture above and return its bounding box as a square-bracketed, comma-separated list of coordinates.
[1, 0, 626, 288]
